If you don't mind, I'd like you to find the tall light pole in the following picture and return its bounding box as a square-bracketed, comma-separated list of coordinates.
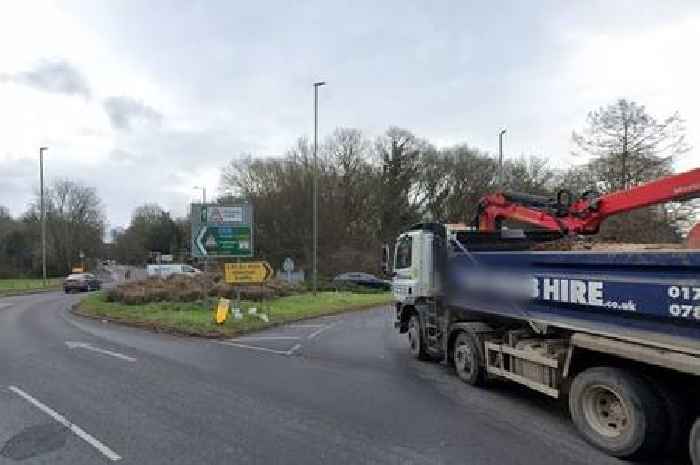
[193, 185, 206, 204]
[498, 129, 507, 187]
[39, 147, 48, 286]
[312, 81, 326, 296]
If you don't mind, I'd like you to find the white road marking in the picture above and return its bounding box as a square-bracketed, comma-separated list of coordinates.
[219, 341, 292, 355]
[8, 385, 122, 461]
[287, 344, 302, 355]
[65, 341, 136, 362]
[307, 323, 337, 339]
[0, 303, 12, 310]
[230, 336, 301, 341]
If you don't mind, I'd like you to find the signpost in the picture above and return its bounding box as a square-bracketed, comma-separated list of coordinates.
[282, 257, 295, 283]
[224, 261, 273, 284]
[191, 203, 253, 258]
[223, 261, 273, 316]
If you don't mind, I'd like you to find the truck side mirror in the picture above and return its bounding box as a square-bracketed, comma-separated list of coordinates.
[381, 243, 391, 276]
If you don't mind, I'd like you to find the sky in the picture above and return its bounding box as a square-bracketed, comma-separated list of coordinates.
[1, 0, 699, 229]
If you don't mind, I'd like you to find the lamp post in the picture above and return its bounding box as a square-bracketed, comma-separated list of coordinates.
[39, 147, 48, 286]
[312, 81, 326, 296]
[193, 185, 206, 204]
[498, 129, 507, 187]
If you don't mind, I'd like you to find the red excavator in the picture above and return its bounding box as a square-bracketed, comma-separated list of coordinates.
[475, 167, 700, 247]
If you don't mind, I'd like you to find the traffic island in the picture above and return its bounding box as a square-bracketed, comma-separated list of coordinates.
[73, 291, 392, 338]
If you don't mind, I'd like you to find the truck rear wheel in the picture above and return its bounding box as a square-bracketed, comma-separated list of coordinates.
[407, 315, 429, 360]
[569, 367, 665, 459]
[690, 417, 700, 465]
[649, 379, 691, 457]
[453, 331, 485, 386]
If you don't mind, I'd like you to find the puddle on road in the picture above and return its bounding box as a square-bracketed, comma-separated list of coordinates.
[1, 423, 68, 461]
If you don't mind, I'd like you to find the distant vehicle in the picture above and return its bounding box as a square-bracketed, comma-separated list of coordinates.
[146, 264, 201, 277]
[63, 273, 101, 293]
[333, 272, 390, 290]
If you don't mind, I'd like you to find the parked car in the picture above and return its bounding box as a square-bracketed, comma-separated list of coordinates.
[332, 272, 391, 291]
[146, 264, 201, 278]
[63, 273, 101, 293]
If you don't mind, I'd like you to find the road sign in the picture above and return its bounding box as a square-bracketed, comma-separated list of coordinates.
[72, 266, 84, 273]
[224, 261, 273, 284]
[282, 257, 295, 272]
[160, 254, 173, 262]
[191, 202, 253, 258]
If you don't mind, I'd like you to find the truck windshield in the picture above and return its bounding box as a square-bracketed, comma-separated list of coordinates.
[395, 236, 412, 269]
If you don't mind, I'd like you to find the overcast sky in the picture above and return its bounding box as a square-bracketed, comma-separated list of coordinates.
[1, 1, 699, 229]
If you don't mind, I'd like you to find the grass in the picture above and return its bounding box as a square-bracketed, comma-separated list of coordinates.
[76, 291, 393, 338]
[0, 278, 62, 295]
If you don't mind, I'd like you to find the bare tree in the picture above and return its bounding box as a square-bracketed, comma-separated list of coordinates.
[25, 179, 105, 274]
[572, 99, 689, 190]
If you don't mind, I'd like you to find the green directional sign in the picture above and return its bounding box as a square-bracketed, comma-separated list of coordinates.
[191, 203, 253, 258]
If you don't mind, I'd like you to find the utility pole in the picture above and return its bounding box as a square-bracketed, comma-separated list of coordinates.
[39, 147, 48, 286]
[498, 129, 507, 187]
[312, 81, 326, 296]
[193, 185, 206, 204]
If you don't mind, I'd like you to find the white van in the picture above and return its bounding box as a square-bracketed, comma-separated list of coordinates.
[146, 264, 202, 277]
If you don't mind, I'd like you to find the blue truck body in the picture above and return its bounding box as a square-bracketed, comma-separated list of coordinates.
[445, 250, 700, 352]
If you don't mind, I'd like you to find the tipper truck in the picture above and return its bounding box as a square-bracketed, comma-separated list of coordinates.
[387, 168, 700, 461]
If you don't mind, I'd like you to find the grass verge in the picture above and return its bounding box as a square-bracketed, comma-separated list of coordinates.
[75, 291, 393, 338]
[0, 278, 62, 296]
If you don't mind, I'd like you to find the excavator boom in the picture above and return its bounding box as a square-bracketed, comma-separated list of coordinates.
[477, 168, 700, 235]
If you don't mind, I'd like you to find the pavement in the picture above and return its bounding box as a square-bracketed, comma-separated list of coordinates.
[0, 291, 679, 465]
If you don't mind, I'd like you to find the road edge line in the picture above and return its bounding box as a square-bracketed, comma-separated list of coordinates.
[8, 385, 122, 461]
[307, 323, 337, 339]
[218, 341, 292, 355]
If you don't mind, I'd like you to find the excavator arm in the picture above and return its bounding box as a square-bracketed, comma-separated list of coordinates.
[477, 167, 700, 236]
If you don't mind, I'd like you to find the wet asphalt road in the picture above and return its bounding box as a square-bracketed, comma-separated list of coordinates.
[0, 291, 681, 464]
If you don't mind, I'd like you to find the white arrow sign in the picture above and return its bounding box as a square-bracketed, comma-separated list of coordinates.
[196, 226, 208, 256]
[65, 341, 136, 362]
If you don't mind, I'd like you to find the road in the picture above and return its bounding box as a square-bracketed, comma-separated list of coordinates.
[0, 291, 680, 464]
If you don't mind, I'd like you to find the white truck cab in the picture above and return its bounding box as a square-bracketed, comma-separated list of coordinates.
[391, 223, 472, 304]
[392, 229, 437, 304]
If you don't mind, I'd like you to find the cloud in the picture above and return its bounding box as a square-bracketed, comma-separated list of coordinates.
[103, 96, 163, 131]
[0, 59, 91, 98]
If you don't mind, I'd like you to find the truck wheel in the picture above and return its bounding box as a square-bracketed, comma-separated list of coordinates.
[569, 367, 665, 459]
[690, 417, 700, 465]
[407, 315, 428, 360]
[649, 379, 690, 457]
[453, 331, 485, 386]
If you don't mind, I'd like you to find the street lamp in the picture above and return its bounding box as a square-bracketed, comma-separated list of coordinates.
[193, 185, 206, 204]
[498, 129, 507, 187]
[39, 147, 48, 286]
[313, 81, 326, 296]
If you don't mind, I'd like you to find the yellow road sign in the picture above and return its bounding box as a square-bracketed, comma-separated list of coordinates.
[215, 298, 231, 324]
[224, 261, 273, 284]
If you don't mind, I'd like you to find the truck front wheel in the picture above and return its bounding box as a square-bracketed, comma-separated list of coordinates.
[569, 367, 665, 459]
